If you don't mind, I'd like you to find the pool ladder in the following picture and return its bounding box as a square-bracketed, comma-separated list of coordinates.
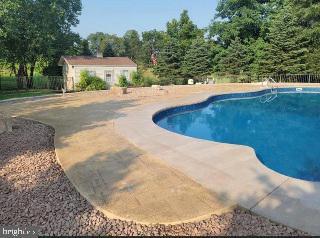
[260, 78, 278, 103]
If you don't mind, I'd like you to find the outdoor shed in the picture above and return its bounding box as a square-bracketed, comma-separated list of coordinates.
[58, 56, 137, 91]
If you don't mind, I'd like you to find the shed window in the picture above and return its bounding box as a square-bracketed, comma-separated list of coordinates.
[88, 70, 96, 77]
[120, 70, 129, 80]
[105, 70, 113, 82]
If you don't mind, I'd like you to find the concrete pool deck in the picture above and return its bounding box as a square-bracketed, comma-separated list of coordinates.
[115, 85, 320, 235]
[1, 84, 319, 234]
[0, 85, 257, 224]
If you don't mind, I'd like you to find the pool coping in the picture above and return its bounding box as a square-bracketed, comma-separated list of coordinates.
[115, 87, 320, 235]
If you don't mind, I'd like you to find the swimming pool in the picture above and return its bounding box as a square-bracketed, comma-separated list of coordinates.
[154, 88, 320, 182]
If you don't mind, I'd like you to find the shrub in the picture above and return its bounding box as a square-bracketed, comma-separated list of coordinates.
[77, 71, 91, 90]
[85, 84, 97, 91]
[141, 76, 155, 87]
[76, 71, 107, 91]
[131, 71, 142, 87]
[158, 78, 172, 86]
[118, 75, 128, 87]
[174, 78, 187, 85]
[86, 77, 107, 91]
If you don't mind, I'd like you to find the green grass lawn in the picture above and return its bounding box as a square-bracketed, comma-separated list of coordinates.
[0, 89, 57, 101]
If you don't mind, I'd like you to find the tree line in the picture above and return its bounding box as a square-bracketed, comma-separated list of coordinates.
[0, 0, 82, 88]
[1, 0, 319, 88]
[86, 0, 320, 83]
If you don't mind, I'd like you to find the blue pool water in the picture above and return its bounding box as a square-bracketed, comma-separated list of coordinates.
[155, 90, 320, 181]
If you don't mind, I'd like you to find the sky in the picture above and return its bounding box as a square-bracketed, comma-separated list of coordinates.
[74, 0, 218, 38]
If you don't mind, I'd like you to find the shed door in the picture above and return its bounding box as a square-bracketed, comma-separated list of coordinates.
[105, 70, 114, 84]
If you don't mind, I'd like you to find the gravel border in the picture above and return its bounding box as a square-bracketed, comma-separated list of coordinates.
[0, 118, 308, 236]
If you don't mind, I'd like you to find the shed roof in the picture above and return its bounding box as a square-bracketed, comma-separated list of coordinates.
[58, 56, 137, 67]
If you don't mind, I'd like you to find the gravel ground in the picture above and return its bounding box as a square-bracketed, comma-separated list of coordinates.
[0, 118, 308, 236]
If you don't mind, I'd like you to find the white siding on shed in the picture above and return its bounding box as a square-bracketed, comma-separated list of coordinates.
[71, 66, 136, 85]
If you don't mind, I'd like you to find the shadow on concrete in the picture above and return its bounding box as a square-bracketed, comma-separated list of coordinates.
[65, 149, 143, 208]
[212, 166, 315, 235]
[0, 93, 313, 235]
[0, 95, 139, 150]
[0, 118, 141, 236]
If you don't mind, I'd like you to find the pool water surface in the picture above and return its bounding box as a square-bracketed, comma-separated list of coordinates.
[155, 91, 320, 181]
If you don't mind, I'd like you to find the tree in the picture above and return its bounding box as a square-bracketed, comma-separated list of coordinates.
[154, 38, 183, 83]
[292, 0, 320, 72]
[43, 32, 81, 76]
[209, 0, 316, 75]
[141, 30, 166, 66]
[87, 32, 107, 55]
[214, 37, 253, 75]
[209, 0, 273, 46]
[307, 48, 320, 72]
[292, 0, 320, 45]
[249, 38, 270, 75]
[263, 3, 309, 74]
[103, 34, 126, 57]
[123, 30, 142, 62]
[0, 0, 82, 87]
[79, 39, 92, 56]
[152, 10, 205, 82]
[182, 38, 212, 79]
[87, 33, 126, 57]
[112, 36, 126, 57]
[167, 10, 203, 52]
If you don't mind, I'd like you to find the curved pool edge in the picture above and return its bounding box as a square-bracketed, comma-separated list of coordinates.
[152, 87, 320, 182]
[152, 87, 320, 124]
[115, 86, 320, 235]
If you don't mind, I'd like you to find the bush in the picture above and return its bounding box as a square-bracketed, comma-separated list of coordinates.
[76, 71, 107, 91]
[158, 78, 172, 86]
[118, 75, 128, 87]
[118, 70, 160, 88]
[141, 76, 155, 87]
[174, 78, 187, 85]
[131, 71, 142, 87]
[86, 77, 108, 91]
[77, 71, 91, 90]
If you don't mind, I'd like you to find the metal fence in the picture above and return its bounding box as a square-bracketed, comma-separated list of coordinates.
[213, 74, 320, 84]
[0, 76, 64, 91]
[262, 74, 320, 83]
[1, 74, 320, 92]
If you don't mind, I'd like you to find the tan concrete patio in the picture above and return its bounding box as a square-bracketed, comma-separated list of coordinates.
[2, 83, 318, 231]
[115, 84, 320, 235]
[0, 84, 267, 224]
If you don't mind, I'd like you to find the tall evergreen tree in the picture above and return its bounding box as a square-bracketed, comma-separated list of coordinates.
[182, 38, 212, 79]
[153, 10, 204, 81]
[292, 0, 320, 72]
[307, 48, 320, 72]
[154, 39, 182, 83]
[123, 30, 142, 62]
[250, 38, 270, 75]
[292, 0, 320, 45]
[167, 10, 203, 52]
[214, 37, 253, 75]
[264, 3, 309, 74]
[79, 39, 92, 56]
